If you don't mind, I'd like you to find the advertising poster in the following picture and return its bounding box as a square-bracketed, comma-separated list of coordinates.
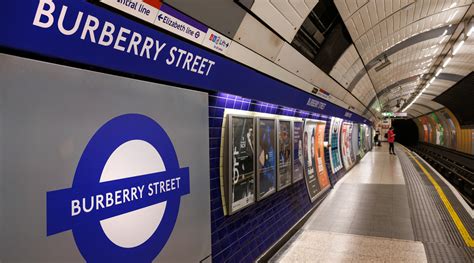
[277, 120, 292, 190]
[230, 116, 255, 212]
[257, 118, 276, 200]
[438, 110, 455, 148]
[359, 125, 366, 158]
[430, 113, 444, 146]
[440, 110, 457, 148]
[329, 117, 343, 173]
[351, 124, 359, 162]
[420, 117, 431, 143]
[293, 121, 304, 182]
[340, 122, 354, 169]
[315, 122, 330, 190]
[303, 120, 321, 202]
[363, 125, 370, 151]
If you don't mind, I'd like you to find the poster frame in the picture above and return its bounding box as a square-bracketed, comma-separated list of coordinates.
[292, 120, 305, 183]
[227, 114, 256, 215]
[329, 117, 343, 174]
[277, 119, 293, 191]
[303, 119, 330, 203]
[256, 117, 277, 201]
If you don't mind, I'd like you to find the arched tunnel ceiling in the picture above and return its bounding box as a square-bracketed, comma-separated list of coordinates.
[332, 0, 474, 119]
[165, 0, 474, 122]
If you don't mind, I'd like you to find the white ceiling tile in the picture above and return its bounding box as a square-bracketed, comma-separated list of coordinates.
[361, 6, 372, 30]
[376, 0, 386, 22]
[334, 0, 350, 20]
[393, 0, 401, 13]
[385, 0, 393, 15]
[394, 11, 401, 32]
[346, 0, 359, 14]
[368, 0, 379, 24]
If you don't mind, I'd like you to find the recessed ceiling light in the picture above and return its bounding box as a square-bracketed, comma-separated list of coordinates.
[467, 26, 474, 37]
[443, 57, 452, 67]
[453, 40, 465, 55]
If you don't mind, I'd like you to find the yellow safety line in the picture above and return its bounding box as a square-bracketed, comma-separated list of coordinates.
[402, 147, 474, 247]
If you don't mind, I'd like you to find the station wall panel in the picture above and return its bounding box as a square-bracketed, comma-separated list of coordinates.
[415, 108, 474, 155]
[208, 92, 364, 262]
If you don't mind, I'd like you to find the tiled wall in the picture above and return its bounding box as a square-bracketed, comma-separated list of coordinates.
[208, 92, 348, 262]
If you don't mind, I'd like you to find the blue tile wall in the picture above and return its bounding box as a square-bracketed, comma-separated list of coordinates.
[208, 92, 353, 262]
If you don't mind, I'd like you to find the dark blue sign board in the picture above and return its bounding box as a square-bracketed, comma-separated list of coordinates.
[0, 0, 370, 124]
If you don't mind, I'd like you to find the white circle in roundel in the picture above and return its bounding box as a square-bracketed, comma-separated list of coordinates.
[99, 140, 167, 248]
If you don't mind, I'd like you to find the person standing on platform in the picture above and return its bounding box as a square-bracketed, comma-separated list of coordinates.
[374, 131, 380, 146]
[388, 127, 396, 155]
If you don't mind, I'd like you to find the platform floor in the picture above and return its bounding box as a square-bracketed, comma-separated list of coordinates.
[271, 143, 473, 263]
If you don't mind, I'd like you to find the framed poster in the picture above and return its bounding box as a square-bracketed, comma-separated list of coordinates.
[358, 124, 365, 158]
[228, 115, 255, 214]
[303, 120, 321, 202]
[430, 113, 444, 146]
[351, 123, 359, 162]
[292, 121, 304, 182]
[256, 118, 276, 200]
[340, 122, 354, 169]
[329, 117, 343, 174]
[314, 122, 330, 190]
[440, 110, 457, 148]
[277, 120, 292, 190]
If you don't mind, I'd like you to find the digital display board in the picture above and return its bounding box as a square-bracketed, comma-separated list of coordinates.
[228, 116, 255, 213]
[277, 120, 292, 190]
[292, 121, 304, 182]
[256, 118, 276, 200]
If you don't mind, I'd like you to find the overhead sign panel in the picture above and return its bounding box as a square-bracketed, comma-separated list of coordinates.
[153, 4, 207, 45]
[382, 112, 407, 117]
[100, 0, 158, 24]
[99, 0, 231, 54]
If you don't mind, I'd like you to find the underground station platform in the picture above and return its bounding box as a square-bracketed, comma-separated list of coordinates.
[1, 0, 473, 262]
[269, 144, 473, 263]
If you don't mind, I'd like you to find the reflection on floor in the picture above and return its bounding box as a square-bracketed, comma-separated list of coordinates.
[271, 143, 428, 262]
[272, 230, 426, 263]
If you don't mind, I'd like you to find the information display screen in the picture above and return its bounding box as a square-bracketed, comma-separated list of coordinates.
[229, 116, 255, 213]
[303, 120, 321, 201]
[315, 122, 330, 190]
[256, 118, 276, 200]
[329, 117, 343, 173]
[341, 122, 354, 169]
[277, 120, 292, 190]
[292, 121, 304, 182]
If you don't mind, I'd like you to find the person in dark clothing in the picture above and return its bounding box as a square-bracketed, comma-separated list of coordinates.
[374, 131, 381, 146]
[387, 127, 396, 154]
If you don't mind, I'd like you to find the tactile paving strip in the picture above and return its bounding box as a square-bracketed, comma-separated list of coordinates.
[397, 148, 473, 263]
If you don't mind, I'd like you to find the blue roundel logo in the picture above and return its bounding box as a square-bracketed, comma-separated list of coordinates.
[46, 114, 190, 262]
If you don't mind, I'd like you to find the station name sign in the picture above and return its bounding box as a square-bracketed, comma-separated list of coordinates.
[33, 0, 216, 76]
